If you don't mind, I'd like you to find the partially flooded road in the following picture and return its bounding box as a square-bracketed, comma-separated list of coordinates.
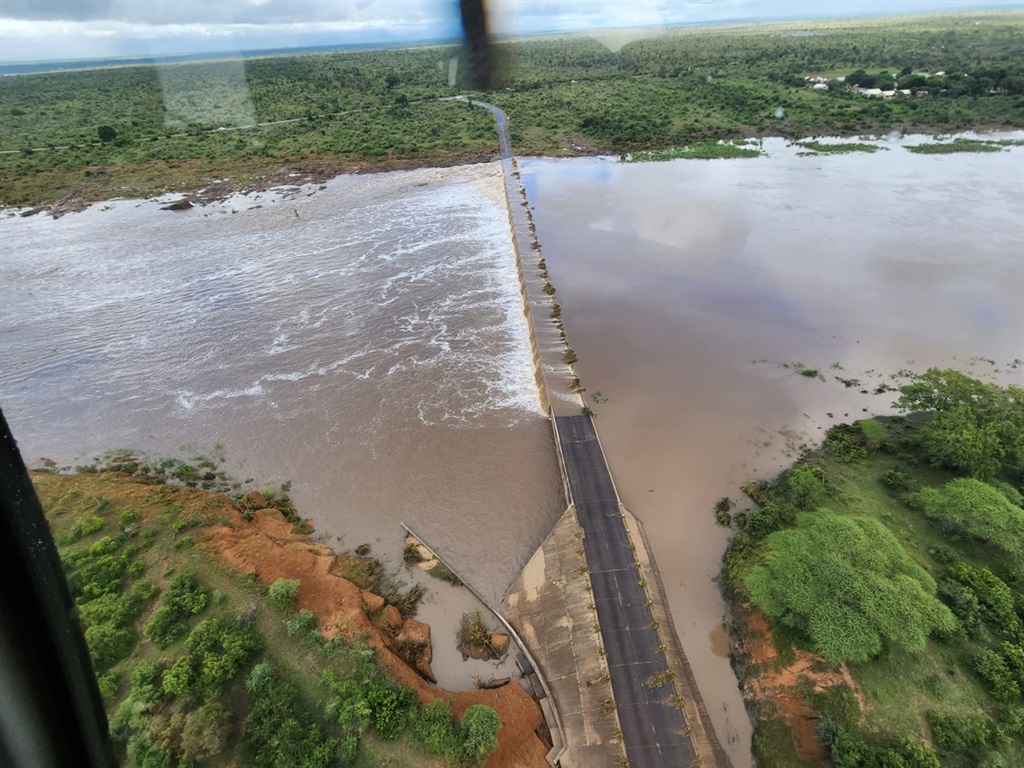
[519, 139, 1024, 766]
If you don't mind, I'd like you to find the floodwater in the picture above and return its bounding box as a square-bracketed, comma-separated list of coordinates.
[519, 137, 1024, 767]
[0, 162, 564, 687]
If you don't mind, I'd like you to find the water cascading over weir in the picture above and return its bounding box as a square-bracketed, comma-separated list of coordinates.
[466, 98, 730, 768]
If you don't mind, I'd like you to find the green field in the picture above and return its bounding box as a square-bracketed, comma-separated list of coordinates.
[1, 11, 1022, 207]
[721, 370, 1024, 767]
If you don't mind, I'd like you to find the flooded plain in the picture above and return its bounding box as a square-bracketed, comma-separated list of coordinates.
[0, 162, 565, 685]
[520, 137, 1024, 766]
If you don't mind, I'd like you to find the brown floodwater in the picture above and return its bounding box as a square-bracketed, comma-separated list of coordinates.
[519, 136, 1024, 766]
[0, 162, 564, 686]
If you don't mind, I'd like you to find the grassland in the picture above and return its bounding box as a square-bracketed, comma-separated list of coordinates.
[721, 371, 1024, 767]
[1, 11, 1022, 207]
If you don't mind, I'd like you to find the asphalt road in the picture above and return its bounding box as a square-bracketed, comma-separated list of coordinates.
[466, 98, 512, 159]
[556, 415, 696, 768]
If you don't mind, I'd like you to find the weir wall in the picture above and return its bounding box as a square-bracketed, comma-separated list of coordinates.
[498, 158, 583, 417]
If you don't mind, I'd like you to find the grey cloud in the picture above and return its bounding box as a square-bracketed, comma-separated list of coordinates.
[0, 0, 441, 26]
[0, 0, 116, 21]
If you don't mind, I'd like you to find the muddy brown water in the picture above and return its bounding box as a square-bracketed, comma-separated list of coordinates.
[519, 137, 1024, 766]
[0, 162, 563, 687]
[3, 140, 1023, 765]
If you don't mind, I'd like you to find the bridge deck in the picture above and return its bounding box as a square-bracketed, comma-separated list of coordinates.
[555, 415, 695, 768]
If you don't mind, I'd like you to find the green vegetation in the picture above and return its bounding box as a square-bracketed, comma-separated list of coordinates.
[722, 370, 1024, 767]
[456, 611, 505, 661]
[797, 141, 886, 154]
[2, 12, 1022, 207]
[906, 138, 1007, 154]
[35, 470, 501, 768]
[624, 141, 763, 161]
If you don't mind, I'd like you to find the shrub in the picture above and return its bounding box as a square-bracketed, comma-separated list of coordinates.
[917, 478, 1024, 557]
[244, 668, 342, 768]
[412, 700, 462, 761]
[926, 711, 997, 755]
[268, 578, 300, 610]
[745, 511, 956, 663]
[286, 609, 318, 638]
[974, 648, 1021, 702]
[783, 466, 828, 510]
[367, 683, 416, 740]
[824, 424, 869, 462]
[144, 573, 208, 647]
[857, 419, 891, 452]
[944, 564, 1021, 636]
[97, 673, 119, 704]
[460, 705, 501, 767]
[85, 622, 134, 672]
[882, 468, 914, 493]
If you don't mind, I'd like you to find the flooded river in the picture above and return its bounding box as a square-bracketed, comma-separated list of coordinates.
[3, 138, 1023, 766]
[0, 162, 565, 684]
[519, 137, 1024, 766]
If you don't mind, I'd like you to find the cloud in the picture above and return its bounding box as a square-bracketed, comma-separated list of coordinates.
[0, 0, 1020, 62]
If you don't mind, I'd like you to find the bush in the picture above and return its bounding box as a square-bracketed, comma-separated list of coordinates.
[286, 609, 318, 638]
[460, 705, 501, 767]
[412, 700, 462, 761]
[367, 683, 416, 740]
[926, 711, 997, 755]
[268, 578, 300, 611]
[85, 622, 134, 672]
[944, 564, 1021, 636]
[745, 511, 956, 663]
[975, 648, 1021, 702]
[917, 478, 1024, 557]
[882, 468, 914, 493]
[783, 466, 828, 510]
[245, 668, 342, 768]
[858, 419, 891, 452]
[145, 573, 208, 647]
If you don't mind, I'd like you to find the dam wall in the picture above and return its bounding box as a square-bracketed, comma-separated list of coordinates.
[498, 157, 583, 417]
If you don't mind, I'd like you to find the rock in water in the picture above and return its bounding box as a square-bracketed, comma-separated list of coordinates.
[161, 198, 193, 211]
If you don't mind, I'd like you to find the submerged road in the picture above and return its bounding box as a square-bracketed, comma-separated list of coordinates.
[556, 415, 695, 768]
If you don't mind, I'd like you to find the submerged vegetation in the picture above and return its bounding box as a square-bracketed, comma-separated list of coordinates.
[722, 370, 1024, 767]
[1, 12, 1022, 207]
[34, 468, 503, 768]
[796, 141, 886, 154]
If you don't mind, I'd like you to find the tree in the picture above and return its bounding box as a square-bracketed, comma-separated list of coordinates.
[97, 125, 117, 142]
[745, 511, 956, 663]
[920, 406, 1004, 479]
[460, 705, 500, 767]
[917, 479, 1024, 557]
[895, 369, 1024, 476]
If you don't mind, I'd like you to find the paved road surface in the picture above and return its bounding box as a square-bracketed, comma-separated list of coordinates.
[556, 415, 696, 768]
[467, 99, 513, 159]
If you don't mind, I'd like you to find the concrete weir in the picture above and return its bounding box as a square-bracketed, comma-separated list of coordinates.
[470, 99, 727, 767]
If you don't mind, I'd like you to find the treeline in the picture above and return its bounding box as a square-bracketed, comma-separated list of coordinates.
[1, 12, 1022, 206]
[722, 370, 1024, 767]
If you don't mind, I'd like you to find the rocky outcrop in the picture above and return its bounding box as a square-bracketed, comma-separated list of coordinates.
[160, 198, 193, 211]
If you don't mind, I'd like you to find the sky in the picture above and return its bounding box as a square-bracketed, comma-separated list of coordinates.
[0, 0, 1020, 63]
